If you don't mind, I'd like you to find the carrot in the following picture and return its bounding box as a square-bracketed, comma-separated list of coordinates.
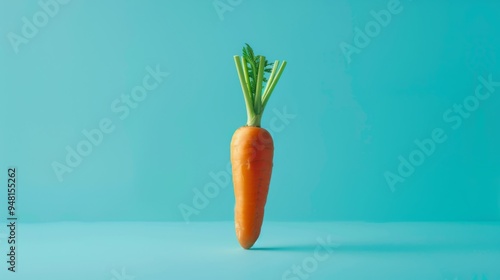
[231, 126, 273, 249]
[231, 44, 287, 249]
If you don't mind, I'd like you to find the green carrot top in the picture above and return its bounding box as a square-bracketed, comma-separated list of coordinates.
[234, 44, 287, 127]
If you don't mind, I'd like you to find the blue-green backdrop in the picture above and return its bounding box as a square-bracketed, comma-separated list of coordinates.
[1, 0, 499, 222]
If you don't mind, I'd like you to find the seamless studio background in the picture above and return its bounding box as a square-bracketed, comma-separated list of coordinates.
[1, 0, 499, 224]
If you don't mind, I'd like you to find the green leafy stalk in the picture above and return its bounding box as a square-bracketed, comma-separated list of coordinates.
[233, 56, 254, 123]
[234, 44, 287, 127]
[262, 60, 287, 110]
[253, 57, 266, 126]
[241, 57, 252, 99]
[261, 60, 279, 109]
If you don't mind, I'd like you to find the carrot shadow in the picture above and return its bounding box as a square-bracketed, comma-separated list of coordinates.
[251, 241, 500, 253]
[251, 244, 321, 252]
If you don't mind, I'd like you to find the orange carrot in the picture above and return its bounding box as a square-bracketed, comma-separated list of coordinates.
[231, 44, 287, 249]
[231, 126, 274, 249]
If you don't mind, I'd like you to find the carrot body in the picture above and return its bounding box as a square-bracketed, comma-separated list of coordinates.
[230, 126, 274, 249]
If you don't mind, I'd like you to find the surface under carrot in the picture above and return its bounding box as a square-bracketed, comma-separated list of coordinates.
[231, 126, 274, 249]
[231, 44, 286, 249]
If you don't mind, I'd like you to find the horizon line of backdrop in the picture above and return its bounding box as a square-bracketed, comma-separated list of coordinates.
[1, 0, 499, 223]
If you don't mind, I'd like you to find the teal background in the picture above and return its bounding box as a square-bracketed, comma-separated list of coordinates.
[1, 0, 499, 223]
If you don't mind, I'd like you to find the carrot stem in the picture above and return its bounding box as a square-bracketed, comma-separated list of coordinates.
[234, 55, 255, 124]
[261, 60, 279, 109]
[252, 56, 266, 126]
[235, 45, 287, 127]
[241, 57, 252, 101]
[262, 60, 287, 110]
